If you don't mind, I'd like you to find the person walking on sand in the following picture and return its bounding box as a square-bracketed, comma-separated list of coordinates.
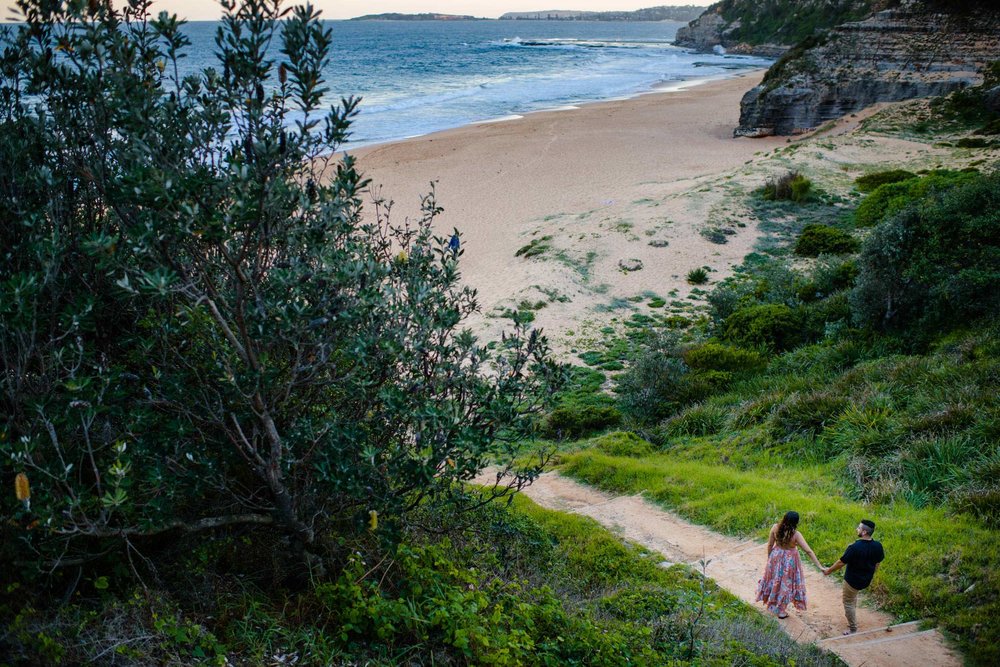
[824, 519, 884, 635]
[756, 511, 825, 619]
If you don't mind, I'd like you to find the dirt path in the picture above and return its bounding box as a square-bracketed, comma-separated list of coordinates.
[517, 472, 963, 667]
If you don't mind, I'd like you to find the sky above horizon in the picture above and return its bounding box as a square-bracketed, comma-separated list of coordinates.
[2, 2, 707, 22]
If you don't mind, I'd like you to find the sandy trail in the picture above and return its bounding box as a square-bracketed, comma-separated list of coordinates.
[516, 471, 963, 667]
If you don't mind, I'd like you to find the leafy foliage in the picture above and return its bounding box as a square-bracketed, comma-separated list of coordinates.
[0, 0, 560, 582]
[615, 334, 693, 425]
[761, 170, 814, 202]
[593, 431, 654, 457]
[686, 267, 709, 284]
[851, 172, 1000, 334]
[722, 304, 804, 351]
[854, 169, 917, 192]
[682, 343, 766, 373]
[794, 224, 859, 257]
[853, 169, 978, 227]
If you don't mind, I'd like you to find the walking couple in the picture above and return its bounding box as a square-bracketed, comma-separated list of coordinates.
[755, 511, 884, 635]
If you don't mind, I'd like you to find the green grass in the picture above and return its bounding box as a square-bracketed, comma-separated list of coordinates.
[505, 493, 841, 666]
[559, 432, 1000, 664]
[515, 235, 553, 258]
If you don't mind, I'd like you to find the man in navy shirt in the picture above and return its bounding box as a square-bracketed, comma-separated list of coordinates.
[824, 519, 885, 634]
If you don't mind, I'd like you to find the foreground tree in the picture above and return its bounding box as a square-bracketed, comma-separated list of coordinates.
[0, 0, 561, 576]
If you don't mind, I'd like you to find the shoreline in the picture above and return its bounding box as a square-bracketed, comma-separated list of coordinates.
[341, 67, 770, 152]
[346, 71, 786, 353]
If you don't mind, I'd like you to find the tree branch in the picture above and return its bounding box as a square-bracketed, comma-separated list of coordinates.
[54, 513, 274, 538]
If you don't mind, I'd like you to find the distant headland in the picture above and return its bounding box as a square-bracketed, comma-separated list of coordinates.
[348, 6, 707, 22]
[500, 6, 706, 22]
[349, 13, 483, 21]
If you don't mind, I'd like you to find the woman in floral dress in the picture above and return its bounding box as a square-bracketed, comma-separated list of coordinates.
[756, 511, 825, 618]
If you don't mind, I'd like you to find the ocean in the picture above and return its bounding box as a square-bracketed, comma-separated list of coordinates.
[173, 19, 771, 147]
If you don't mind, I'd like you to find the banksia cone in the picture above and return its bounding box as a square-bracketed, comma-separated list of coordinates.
[14, 473, 30, 510]
[368, 510, 378, 531]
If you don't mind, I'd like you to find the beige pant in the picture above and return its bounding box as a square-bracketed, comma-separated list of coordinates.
[842, 581, 860, 632]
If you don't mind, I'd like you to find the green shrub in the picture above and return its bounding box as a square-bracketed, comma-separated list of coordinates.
[730, 392, 785, 429]
[543, 403, 622, 440]
[600, 586, 679, 621]
[900, 435, 978, 504]
[797, 259, 858, 301]
[801, 290, 851, 335]
[854, 169, 917, 193]
[700, 228, 730, 244]
[684, 370, 734, 398]
[854, 170, 978, 227]
[930, 85, 999, 126]
[761, 171, 813, 202]
[952, 486, 1000, 528]
[978, 117, 1000, 135]
[615, 348, 690, 424]
[515, 235, 553, 258]
[683, 343, 766, 374]
[956, 137, 992, 148]
[686, 267, 709, 285]
[794, 224, 859, 257]
[663, 403, 728, 437]
[851, 173, 1000, 334]
[854, 180, 914, 227]
[821, 403, 900, 459]
[722, 304, 804, 351]
[594, 431, 654, 457]
[770, 391, 849, 441]
[707, 258, 801, 325]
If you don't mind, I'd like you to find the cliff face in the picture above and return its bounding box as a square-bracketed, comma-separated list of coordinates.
[675, 0, 877, 56]
[736, 5, 1000, 136]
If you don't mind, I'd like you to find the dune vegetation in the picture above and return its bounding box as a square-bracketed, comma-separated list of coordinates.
[550, 152, 1000, 663]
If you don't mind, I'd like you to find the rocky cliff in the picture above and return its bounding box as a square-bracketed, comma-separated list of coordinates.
[675, 0, 877, 56]
[735, 3, 1000, 136]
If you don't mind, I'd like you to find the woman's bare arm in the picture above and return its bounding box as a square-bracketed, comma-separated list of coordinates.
[766, 524, 776, 557]
[796, 532, 824, 570]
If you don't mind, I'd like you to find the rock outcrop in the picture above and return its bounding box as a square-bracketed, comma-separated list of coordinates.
[736, 4, 1000, 136]
[674, 9, 730, 52]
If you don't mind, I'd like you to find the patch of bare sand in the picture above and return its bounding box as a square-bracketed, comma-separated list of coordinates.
[511, 472, 963, 667]
[349, 74, 785, 353]
[347, 79, 1000, 358]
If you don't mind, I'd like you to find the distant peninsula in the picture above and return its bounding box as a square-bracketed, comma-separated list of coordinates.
[349, 13, 483, 21]
[500, 5, 706, 22]
[348, 6, 707, 22]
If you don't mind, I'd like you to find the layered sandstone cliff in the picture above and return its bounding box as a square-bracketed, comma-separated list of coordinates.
[736, 4, 1000, 136]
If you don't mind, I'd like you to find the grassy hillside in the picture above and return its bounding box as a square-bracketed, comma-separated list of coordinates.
[541, 87, 1000, 661]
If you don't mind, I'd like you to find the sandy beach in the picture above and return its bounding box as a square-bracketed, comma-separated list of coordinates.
[349, 73, 786, 350]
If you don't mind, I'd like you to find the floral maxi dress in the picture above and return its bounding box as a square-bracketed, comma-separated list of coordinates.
[755, 545, 807, 614]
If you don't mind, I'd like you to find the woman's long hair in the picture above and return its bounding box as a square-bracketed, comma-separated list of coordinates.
[776, 511, 800, 546]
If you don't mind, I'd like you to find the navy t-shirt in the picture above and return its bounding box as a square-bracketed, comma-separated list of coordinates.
[840, 539, 884, 590]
